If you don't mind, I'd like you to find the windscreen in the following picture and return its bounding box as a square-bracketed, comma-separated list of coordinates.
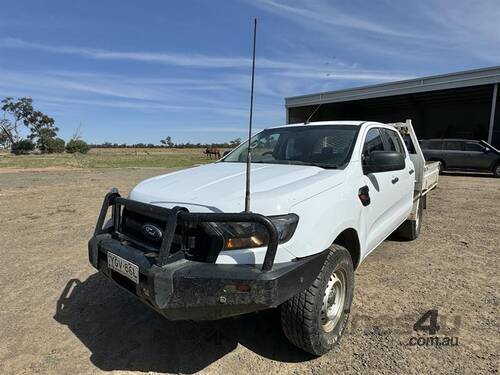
[222, 125, 358, 169]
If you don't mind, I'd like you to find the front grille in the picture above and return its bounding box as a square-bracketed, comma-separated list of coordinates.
[120, 208, 173, 251]
[119, 207, 223, 262]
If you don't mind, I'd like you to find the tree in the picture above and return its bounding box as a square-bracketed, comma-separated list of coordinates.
[0, 97, 26, 145]
[160, 136, 174, 147]
[45, 137, 65, 153]
[66, 139, 90, 154]
[0, 119, 14, 148]
[1, 97, 58, 153]
[34, 126, 58, 152]
[229, 138, 241, 148]
[11, 139, 35, 155]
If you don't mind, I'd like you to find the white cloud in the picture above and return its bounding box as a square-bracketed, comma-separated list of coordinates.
[0, 37, 311, 70]
[249, 0, 500, 64]
[250, 0, 440, 40]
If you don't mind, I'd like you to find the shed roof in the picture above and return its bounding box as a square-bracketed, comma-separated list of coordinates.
[285, 66, 500, 108]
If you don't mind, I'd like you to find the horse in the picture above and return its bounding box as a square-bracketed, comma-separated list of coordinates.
[204, 147, 221, 159]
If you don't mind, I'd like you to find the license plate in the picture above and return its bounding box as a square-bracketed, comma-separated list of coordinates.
[107, 252, 139, 284]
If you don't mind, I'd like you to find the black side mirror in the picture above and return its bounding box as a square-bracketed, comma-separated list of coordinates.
[363, 151, 405, 174]
[484, 147, 491, 153]
[223, 150, 230, 157]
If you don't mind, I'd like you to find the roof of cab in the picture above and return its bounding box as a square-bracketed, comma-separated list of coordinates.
[270, 120, 371, 129]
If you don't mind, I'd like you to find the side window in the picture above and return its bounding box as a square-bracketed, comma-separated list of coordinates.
[381, 129, 406, 155]
[421, 140, 442, 150]
[464, 142, 483, 152]
[362, 128, 384, 158]
[444, 141, 463, 151]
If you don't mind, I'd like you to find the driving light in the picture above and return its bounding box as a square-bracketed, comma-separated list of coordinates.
[211, 214, 299, 250]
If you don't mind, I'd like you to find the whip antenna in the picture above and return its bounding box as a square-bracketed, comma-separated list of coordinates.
[244, 18, 257, 212]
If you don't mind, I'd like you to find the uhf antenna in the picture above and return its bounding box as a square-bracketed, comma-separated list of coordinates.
[244, 18, 257, 212]
[305, 103, 322, 124]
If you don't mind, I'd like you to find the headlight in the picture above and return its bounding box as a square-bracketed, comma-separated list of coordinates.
[210, 214, 299, 250]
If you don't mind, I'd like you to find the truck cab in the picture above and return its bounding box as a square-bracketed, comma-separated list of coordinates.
[88, 120, 437, 356]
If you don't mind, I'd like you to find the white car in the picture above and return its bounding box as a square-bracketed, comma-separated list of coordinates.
[88, 120, 439, 355]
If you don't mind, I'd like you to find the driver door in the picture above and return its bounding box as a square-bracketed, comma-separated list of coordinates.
[361, 127, 410, 253]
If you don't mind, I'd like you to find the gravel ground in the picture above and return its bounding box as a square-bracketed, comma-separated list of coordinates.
[0, 168, 498, 374]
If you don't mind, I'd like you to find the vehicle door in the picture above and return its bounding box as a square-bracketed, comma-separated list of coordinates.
[442, 141, 464, 168]
[381, 128, 414, 215]
[461, 141, 494, 171]
[360, 127, 406, 253]
[420, 140, 443, 162]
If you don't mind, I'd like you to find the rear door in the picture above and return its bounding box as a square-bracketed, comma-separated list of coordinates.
[420, 140, 443, 161]
[443, 141, 464, 168]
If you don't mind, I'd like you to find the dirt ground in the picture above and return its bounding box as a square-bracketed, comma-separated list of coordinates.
[0, 168, 498, 374]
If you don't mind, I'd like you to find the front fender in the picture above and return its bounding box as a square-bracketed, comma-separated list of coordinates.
[283, 181, 364, 259]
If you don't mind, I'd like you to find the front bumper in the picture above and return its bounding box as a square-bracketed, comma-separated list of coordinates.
[89, 234, 327, 320]
[88, 190, 327, 320]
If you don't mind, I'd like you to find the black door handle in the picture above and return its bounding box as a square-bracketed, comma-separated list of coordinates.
[392, 177, 399, 184]
[358, 185, 370, 206]
[409, 169, 414, 175]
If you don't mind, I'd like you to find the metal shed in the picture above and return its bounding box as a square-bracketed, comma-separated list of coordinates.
[285, 66, 500, 147]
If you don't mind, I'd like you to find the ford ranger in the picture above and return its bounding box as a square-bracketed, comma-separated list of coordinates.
[88, 120, 438, 355]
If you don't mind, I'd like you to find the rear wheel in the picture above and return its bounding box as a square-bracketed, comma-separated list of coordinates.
[396, 197, 423, 240]
[493, 163, 500, 178]
[438, 161, 444, 174]
[280, 245, 354, 356]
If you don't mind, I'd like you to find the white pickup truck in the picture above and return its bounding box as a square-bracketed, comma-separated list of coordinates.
[88, 120, 439, 355]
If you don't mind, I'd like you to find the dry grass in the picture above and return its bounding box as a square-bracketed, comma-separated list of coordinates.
[0, 148, 222, 169]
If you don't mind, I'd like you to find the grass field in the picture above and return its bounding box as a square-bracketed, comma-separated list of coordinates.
[0, 148, 220, 169]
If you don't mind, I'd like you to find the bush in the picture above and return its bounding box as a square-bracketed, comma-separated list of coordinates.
[66, 139, 90, 154]
[45, 137, 65, 153]
[11, 139, 35, 155]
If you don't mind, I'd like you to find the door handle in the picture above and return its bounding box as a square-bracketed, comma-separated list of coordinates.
[409, 169, 414, 175]
[358, 185, 371, 206]
[392, 177, 399, 184]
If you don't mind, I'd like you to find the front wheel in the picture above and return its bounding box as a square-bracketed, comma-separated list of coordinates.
[280, 245, 354, 356]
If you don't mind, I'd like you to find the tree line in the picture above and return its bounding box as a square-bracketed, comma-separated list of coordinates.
[90, 137, 241, 149]
[0, 97, 90, 154]
[1, 96, 243, 154]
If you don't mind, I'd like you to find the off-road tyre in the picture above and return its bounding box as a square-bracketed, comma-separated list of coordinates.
[280, 245, 354, 356]
[396, 197, 423, 240]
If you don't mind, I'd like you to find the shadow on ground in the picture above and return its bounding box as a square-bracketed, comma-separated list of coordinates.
[441, 171, 495, 178]
[54, 274, 313, 373]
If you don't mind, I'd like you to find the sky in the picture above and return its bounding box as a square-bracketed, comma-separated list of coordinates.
[0, 0, 499, 144]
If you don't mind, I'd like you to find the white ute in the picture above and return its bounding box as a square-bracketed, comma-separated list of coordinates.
[89, 119, 438, 356]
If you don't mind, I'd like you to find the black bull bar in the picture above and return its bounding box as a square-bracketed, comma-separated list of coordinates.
[94, 190, 280, 271]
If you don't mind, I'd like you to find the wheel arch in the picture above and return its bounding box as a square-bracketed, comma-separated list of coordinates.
[333, 228, 361, 269]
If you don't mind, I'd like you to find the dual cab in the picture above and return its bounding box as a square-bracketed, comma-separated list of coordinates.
[88, 120, 437, 355]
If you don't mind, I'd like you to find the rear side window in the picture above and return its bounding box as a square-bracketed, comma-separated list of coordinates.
[362, 128, 384, 157]
[381, 128, 406, 155]
[421, 140, 442, 150]
[464, 142, 483, 152]
[444, 141, 463, 151]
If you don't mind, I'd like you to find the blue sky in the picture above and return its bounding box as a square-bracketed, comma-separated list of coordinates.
[0, 0, 499, 144]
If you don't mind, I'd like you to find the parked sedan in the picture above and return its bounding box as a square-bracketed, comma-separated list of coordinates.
[420, 139, 500, 177]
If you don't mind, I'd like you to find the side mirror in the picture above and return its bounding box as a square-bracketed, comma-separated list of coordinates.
[363, 151, 405, 174]
[223, 150, 230, 157]
[484, 147, 491, 153]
